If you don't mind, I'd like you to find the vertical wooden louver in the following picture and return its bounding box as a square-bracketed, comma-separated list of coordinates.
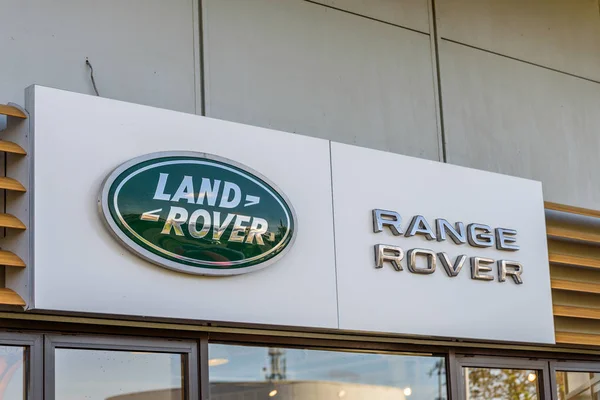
[546, 202, 600, 346]
[0, 105, 27, 306]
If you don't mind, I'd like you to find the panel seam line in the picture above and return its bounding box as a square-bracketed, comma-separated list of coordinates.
[303, 0, 430, 36]
[429, 0, 447, 162]
[197, 0, 207, 116]
[443, 38, 600, 85]
[328, 141, 341, 329]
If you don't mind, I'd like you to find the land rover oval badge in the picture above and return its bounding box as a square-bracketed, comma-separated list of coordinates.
[99, 152, 296, 276]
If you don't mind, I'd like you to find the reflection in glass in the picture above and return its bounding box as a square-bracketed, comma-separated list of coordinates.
[0, 345, 26, 399]
[556, 371, 600, 400]
[209, 344, 447, 400]
[464, 367, 539, 400]
[55, 349, 184, 400]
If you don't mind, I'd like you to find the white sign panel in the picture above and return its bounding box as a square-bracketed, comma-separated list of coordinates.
[21, 86, 554, 343]
[332, 142, 555, 343]
[29, 86, 338, 329]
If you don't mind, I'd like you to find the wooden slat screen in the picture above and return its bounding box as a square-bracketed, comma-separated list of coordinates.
[0, 108, 28, 307]
[547, 202, 600, 346]
[0, 104, 26, 119]
[0, 288, 26, 306]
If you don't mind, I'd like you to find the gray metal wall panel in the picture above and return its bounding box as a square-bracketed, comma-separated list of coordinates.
[203, 0, 440, 160]
[0, 0, 197, 113]
[440, 40, 600, 209]
[436, 0, 600, 81]
[310, 0, 430, 32]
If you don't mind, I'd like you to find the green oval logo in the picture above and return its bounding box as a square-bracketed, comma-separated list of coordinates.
[99, 152, 296, 275]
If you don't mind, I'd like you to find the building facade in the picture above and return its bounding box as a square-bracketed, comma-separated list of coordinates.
[0, 1, 600, 399]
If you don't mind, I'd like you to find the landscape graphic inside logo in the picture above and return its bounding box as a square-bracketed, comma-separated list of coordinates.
[100, 152, 296, 276]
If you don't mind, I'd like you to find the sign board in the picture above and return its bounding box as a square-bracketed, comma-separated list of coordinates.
[100, 152, 296, 275]
[17, 86, 554, 343]
[331, 142, 554, 343]
[27, 86, 337, 329]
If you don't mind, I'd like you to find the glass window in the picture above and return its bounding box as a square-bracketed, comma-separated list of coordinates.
[54, 349, 185, 400]
[209, 343, 447, 400]
[556, 371, 600, 400]
[0, 345, 26, 399]
[463, 367, 540, 400]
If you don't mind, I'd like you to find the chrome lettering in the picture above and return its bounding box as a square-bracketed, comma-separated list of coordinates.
[374, 244, 404, 271]
[161, 206, 188, 236]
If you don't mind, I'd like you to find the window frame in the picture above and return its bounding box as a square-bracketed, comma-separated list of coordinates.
[44, 334, 199, 400]
[549, 360, 600, 400]
[0, 331, 43, 400]
[6, 322, 600, 400]
[452, 354, 552, 400]
[207, 340, 449, 400]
